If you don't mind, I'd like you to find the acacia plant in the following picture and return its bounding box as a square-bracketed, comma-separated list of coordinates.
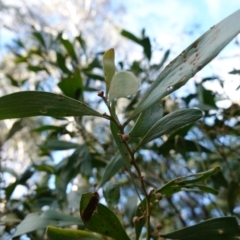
[1, 8, 240, 240]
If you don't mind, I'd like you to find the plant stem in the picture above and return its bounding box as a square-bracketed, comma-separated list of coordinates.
[101, 92, 151, 239]
[122, 141, 151, 240]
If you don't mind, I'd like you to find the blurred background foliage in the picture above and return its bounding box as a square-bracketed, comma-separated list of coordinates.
[0, 0, 240, 239]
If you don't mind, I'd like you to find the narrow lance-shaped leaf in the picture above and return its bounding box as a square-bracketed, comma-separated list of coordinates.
[75, 34, 87, 52]
[160, 217, 240, 240]
[156, 165, 221, 196]
[129, 100, 163, 138]
[121, 29, 142, 44]
[102, 48, 115, 93]
[5, 119, 24, 141]
[137, 108, 203, 149]
[121, 29, 152, 60]
[109, 71, 139, 101]
[47, 226, 101, 240]
[13, 210, 83, 237]
[60, 38, 78, 63]
[130, 9, 240, 120]
[33, 31, 46, 48]
[188, 185, 218, 195]
[0, 91, 103, 120]
[40, 140, 80, 151]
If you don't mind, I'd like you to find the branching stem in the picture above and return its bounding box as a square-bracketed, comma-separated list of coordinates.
[99, 91, 152, 240]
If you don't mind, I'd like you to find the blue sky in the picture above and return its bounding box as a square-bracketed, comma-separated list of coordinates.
[121, 0, 240, 46]
[116, 0, 240, 105]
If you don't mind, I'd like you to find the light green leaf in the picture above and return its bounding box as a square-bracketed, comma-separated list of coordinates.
[13, 210, 83, 237]
[47, 226, 101, 240]
[160, 217, 240, 240]
[137, 108, 203, 149]
[109, 71, 139, 101]
[129, 101, 163, 138]
[102, 48, 115, 93]
[80, 192, 130, 240]
[0, 91, 103, 120]
[1, 213, 21, 223]
[130, 9, 240, 120]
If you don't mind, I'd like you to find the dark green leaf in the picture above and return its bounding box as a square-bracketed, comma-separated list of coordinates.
[5, 119, 24, 141]
[84, 72, 104, 81]
[18, 166, 35, 184]
[58, 70, 83, 100]
[141, 37, 151, 60]
[150, 49, 170, 70]
[32, 124, 67, 132]
[211, 171, 228, 188]
[121, 29, 142, 45]
[121, 29, 151, 60]
[160, 217, 240, 240]
[56, 52, 71, 74]
[6, 74, 27, 87]
[33, 31, 46, 48]
[5, 166, 35, 199]
[197, 84, 217, 109]
[227, 181, 240, 214]
[5, 182, 18, 200]
[28, 65, 48, 72]
[229, 69, 240, 75]
[33, 164, 55, 174]
[0, 91, 103, 120]
[75, 34, 87, 52]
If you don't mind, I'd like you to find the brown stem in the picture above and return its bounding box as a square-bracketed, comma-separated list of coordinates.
[121, 140, 151, 240]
